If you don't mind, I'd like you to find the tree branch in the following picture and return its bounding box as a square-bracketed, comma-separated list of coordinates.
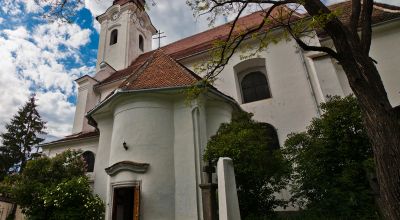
[206, 1, 295, 79]
[360, 0, 373, 54]
[350, 0, 361, 38]
[287, 27, 340, 60]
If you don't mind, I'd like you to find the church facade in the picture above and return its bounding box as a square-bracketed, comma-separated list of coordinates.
[41, 0, 400, 219]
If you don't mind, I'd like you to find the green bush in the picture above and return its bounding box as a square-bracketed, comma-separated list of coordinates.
[283, 96, 379, 219]
[1, 150, 105, 220]
[204, 110, 290, 218]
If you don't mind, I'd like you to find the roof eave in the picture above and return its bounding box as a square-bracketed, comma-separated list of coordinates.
[86, 85, 239, 123]
[40, 134, 99, 148]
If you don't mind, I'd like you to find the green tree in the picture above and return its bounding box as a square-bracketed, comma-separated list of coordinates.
[283, 96, 378, 218]
[0, 95, 46, 180]
[204, 111, 290, 218]
[1, 150, 104, 220]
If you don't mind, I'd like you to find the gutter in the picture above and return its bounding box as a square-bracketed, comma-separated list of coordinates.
[296, 44, 321, 116]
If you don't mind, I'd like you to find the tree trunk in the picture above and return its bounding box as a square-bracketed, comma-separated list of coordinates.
[302, 1, 400, 219]
[341, 59, 400, 220]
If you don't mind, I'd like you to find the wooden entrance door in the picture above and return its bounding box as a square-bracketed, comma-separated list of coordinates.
[112, 186, 140, 220]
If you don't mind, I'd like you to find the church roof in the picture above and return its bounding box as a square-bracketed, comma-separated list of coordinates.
[97, 1, 400, 87]
[41, 131, 99, 147]
[118, 49, 201, 90]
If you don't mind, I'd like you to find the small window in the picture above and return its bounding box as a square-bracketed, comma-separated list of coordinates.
[139, 35, 144, 51]
[82, 151, 95, 172]
[110, 29, 118, 45]
[241, 71, 271, 103]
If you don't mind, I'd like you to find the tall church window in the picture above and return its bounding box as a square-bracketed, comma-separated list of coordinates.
[82, 151, 95, 172]
[110, 29, 118, 45]
[262, 123, 280, 150]
[240, 71, 271, 103]
[139, 35, 144, 51]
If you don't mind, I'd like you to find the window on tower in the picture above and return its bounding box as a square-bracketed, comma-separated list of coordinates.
[110, 29, 118, 45]
[139, 35, 144, 51]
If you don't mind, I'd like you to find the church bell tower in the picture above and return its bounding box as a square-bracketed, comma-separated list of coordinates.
[95, 0, 157, 71]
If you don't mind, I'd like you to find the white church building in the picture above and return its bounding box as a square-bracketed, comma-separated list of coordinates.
[41, 0, 400, 219]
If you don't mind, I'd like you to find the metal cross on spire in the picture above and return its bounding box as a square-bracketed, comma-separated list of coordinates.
[153, 30, 166, 49]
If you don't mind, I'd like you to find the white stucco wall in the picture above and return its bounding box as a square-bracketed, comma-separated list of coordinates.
[317, 20, 400, 107]
[109, 96, 175, 219]
[173, 99, 202, 220]
[72, 76, 99, 134]
[182, 37, 320, 145]
[88, 92, 233, 220]
[368, 20, 400, 107]
[93, 115, 113, 203]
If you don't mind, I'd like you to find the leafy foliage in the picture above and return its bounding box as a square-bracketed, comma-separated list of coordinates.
[0, 95, 46, 180]
[204, 110, 290, 218]
[283, 96, 378, 218]
[0, 150, 104, 220]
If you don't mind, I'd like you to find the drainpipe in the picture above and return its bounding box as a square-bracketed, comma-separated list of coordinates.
[295, 43, 321, 116]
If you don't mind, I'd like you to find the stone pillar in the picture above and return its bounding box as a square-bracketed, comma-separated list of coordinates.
[217, 157, 241, 220]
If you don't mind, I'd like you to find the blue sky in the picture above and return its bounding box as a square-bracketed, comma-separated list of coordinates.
[0, 0, 213, 140]
[0, 0, 398, 140]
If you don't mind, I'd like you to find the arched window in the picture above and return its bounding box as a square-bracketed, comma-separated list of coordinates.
[110, 29, 118, 45]
[241, 72, 271, 103]
[139, 35, 144, 51]
[262, 123, 280, 150]
[82, 151, 95, 172]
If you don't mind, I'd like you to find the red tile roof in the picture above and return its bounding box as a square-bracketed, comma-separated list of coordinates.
[97, 1, 400, 88]
[119, 49, 200, 90]
[98, 52, 153, 85]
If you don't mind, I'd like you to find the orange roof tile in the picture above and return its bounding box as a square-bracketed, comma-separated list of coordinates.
[119, 49, 200, 90]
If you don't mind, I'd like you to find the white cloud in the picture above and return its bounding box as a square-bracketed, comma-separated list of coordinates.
[148, 0, 211, 46]
[24, 0, 44, 13]
[0, 0, 23, 15]
[0, 21, 93, 138]
[84, 0, 112, 16]
[36, 91, 76, 138]
[84, 0, 112, 33]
